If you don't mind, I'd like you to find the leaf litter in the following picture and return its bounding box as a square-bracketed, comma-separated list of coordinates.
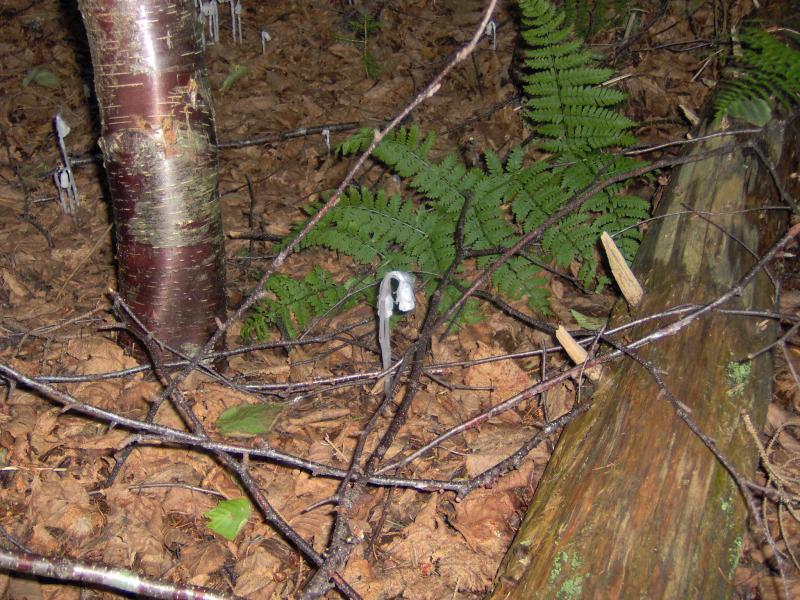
[0, 0, 797, 598]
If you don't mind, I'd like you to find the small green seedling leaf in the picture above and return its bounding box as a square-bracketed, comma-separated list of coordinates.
[216, 402, 282, 437]
[23, 67, 61, 89]
[204, 497, 251, 541]
[726, 97, 772, 126]
[570, 309, 608, 331]
[219, 63, 248, 93]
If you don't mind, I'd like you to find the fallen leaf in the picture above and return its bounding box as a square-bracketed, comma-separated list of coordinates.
[205, 497, 252, 541]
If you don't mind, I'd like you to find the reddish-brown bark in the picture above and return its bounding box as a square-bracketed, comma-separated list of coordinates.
[78, 0, 226, 357]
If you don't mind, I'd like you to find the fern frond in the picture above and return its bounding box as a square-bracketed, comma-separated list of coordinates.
[527, 86, 626, 111]
[243, 0, 650, 340]
[321, 133, 554, 316]
[714, 27, 800, 125]
[519, 0, 634, 156]
[301, 186, 449, 273]
[335, 127, 375, 155]
[242, 267, 358, 340]
[511, 0, 647, 289]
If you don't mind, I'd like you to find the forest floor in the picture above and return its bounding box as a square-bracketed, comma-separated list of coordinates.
[0, 0, 799, 598]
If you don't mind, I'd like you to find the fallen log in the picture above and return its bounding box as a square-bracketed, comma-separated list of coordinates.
[487, 113, 800, 598]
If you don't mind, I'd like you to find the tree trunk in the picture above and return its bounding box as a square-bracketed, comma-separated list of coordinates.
[487, 114, 799, 599]
[78, 0, 226, 358]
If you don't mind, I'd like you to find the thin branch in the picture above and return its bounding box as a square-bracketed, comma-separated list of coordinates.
[374, 224, 800, 474]
[0, 548, 237, 600]
[65, 122, 363, 167]
[607, 340, 790, 597]
[218, 122, 361, 150]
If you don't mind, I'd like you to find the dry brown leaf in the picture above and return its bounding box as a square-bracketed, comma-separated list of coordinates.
[464, 340, 533, 405]
[118, 380, 161, 413]
[386, 496, 495, 594]
[1, 268, 32, 302]
[179, 541, 229, 584]
[200, 464, 246, 501]
[294, 440, 342, 497]
[286, 503, 335, 554]
[284, 407, 351, 430]
[73, 380, 122, 411]
[234, 546, 282, 596]
[6, 576, 43, 600]
[67, 338, 138, 375]
[464, 426, 537, 478]
[30, 475, 103, 541]
[543, 379, 574, 421]
[451, 488, 517, 556]
[84, 487, 170, 577]
[342, 557, 375, 593]
[0, 2, 774, 599]
[28, 524, 60, 555]
[759, 576, 800, 600]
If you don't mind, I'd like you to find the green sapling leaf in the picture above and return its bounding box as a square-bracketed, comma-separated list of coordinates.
[23, 67, 61, 89]
[219, 63, 248, 93]
[204, 497, 251, 540]
[216, 403, 282, 437]
[726, 97, 772, 127]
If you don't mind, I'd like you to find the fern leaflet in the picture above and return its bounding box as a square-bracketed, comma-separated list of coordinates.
[714, 27, 800, 126]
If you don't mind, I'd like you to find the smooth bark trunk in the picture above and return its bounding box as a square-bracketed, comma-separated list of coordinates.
[78, 0, 226, 358]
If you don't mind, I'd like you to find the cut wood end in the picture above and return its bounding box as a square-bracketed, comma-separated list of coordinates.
[555, 325, 601, 381]
[601, 232, 644, 307]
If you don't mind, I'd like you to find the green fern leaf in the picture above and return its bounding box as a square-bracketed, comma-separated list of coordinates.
[714, 27, 800, 124]
[245, 0, 651, 337]
[241, 266, 358, 340]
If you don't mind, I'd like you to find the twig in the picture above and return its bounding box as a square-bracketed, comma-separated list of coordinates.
[218, 122, 361, 150]
[125, 482, 227, 498]
[0, 365, 461, 492]
[745, 139, 799, 214]
[622, 128, 762, 156]
[747, 321, 800, 360]
[19, 306, 796, 389]
[608, 340, 790, 597]
[245, 175, 257, 258]
[456, 403, 590, 498]
[65, 122, 363, 167]
[0, 524, 31, 553]
[0, 548, 237, 600]
[374, 224, 800, 475]
[55, 223, 113, 301]
[106, 299, 363, 600]
[227, 229, 284, 242]
[2, 220, 796, 597]
[0, 124, 54, 248]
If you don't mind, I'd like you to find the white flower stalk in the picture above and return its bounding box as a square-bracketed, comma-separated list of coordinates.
[377, 271, 416, 396]
[53, 113, 79, 216]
